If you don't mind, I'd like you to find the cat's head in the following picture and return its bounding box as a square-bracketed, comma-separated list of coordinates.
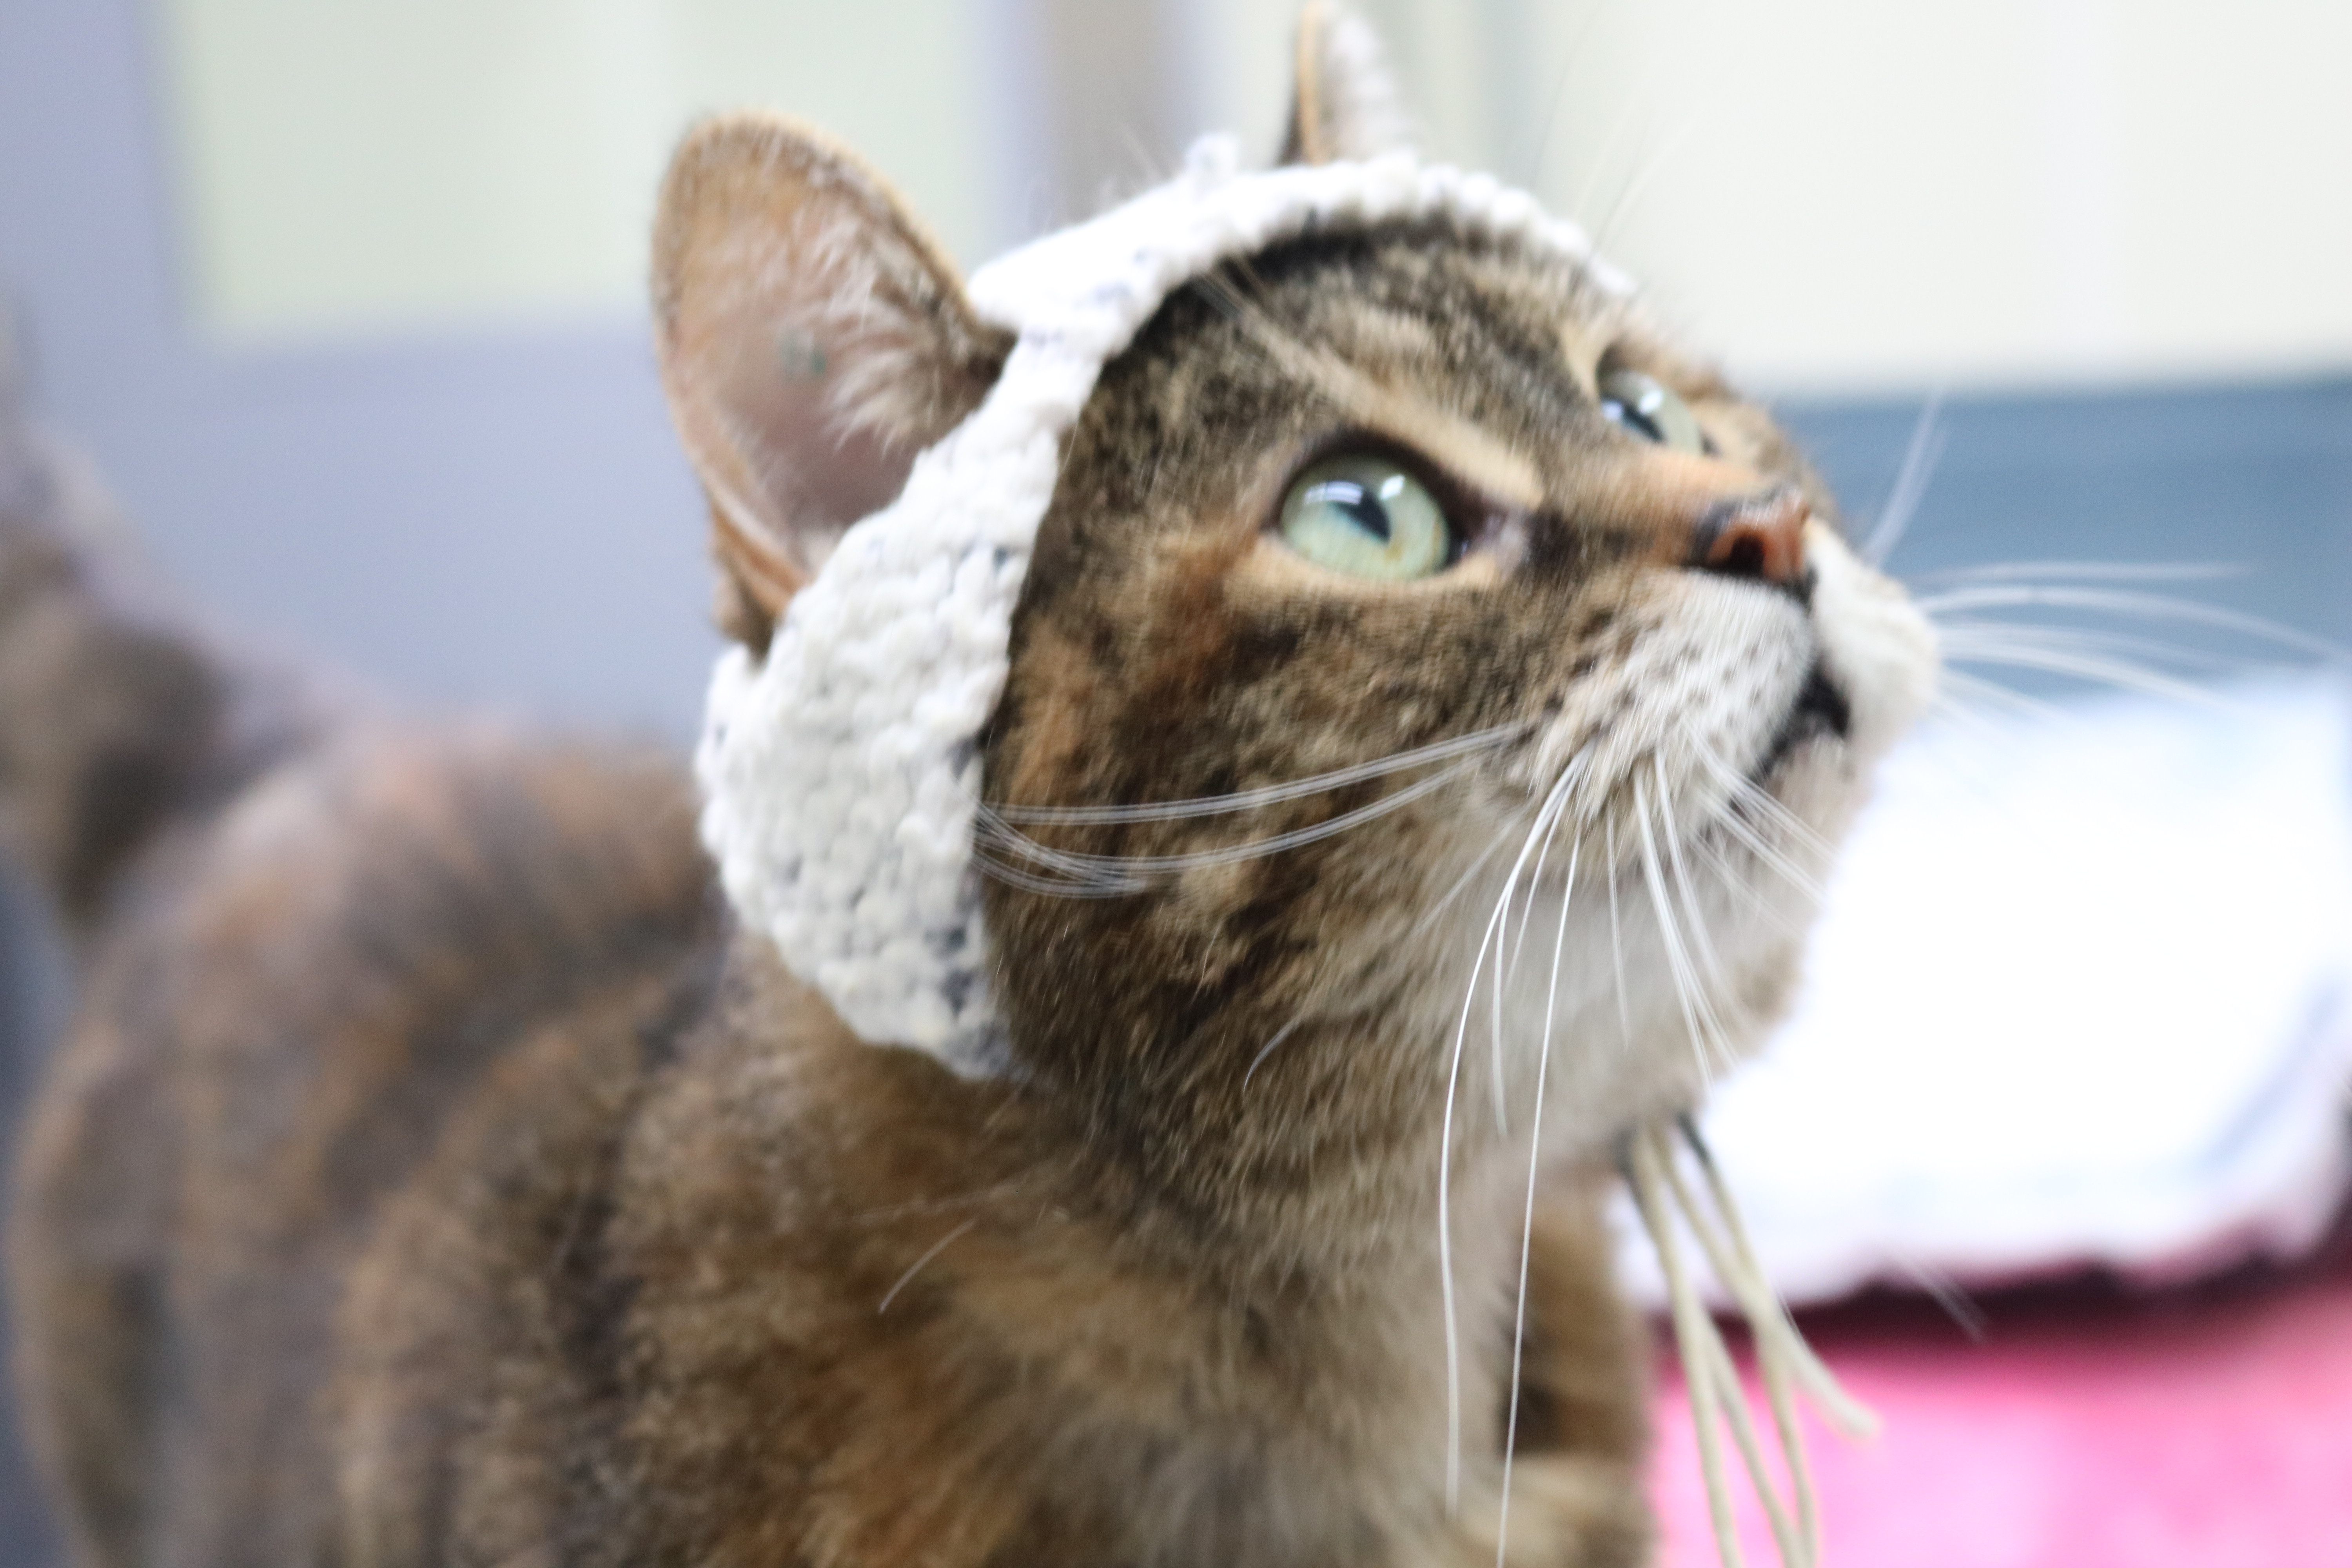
[655, 6, 1935, 1229]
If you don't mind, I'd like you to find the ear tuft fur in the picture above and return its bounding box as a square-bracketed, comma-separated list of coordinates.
[1280, 2, 1413, 166]
[652, 115, 1011, 648]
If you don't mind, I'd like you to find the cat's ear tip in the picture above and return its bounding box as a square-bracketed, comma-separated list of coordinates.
[1282, 0, 1413, 166]
[659, 111, 870, 199]
[652, 113, 925, 309]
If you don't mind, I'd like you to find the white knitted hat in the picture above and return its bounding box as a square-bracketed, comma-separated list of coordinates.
[695, 134, 1629, 1076]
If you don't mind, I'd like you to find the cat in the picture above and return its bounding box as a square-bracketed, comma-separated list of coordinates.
[0, 7, 1934, 1566]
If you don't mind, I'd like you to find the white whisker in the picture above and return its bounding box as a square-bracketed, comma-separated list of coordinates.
[1908, 558, 2243, 588]
[1690, 831, 1802, 935]
[1646, 1126, 1808, 1568]
[1889, 1253, 1989, 1342]
[1438, 753, 1584, 1510]
[1624, 1131, 1748, 1568]
[1935, 642, 2227, 707]
[1933, 669, 2057, 723]
[1933, 621, 2252, 676]
[1677, 1119, 1878, 1441]
[987, 724, 1518, 826]
[1862, 389, 1944, 567]
[1508, 764, 1581, 973]
[1915, 584, 2341, 661]
[876, 1217, 980, 1315]
[1657, 758, 1731, 1006]
[1693, 748, 1828, 904]
[1438, 844, 1525, 1511]
[1633, 773, 1729, 1082]
[1407, 821, 1519, 944]
[1494, 767, 1583, 1133]
[1496, 833, 1579, 1568]
[1605, 813, 1633, 1051]
[977, 754, 1478, 895]
[1241, 1015, 1305, 1089]
[1688, 741, 1835, 864]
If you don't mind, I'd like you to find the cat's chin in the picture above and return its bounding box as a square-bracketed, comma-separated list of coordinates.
[1458, 533, 1936, 1166]
[1456, 849, 1810, 1167]
[1748, 659, 1853, 786]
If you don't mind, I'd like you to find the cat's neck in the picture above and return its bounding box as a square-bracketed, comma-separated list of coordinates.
[760, 938, 1535, 1370]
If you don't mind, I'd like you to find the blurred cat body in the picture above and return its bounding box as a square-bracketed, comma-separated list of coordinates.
[1, 9, 1933, 1566]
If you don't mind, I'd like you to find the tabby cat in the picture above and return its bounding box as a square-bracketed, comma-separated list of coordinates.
[1, 8, 1933, 1565]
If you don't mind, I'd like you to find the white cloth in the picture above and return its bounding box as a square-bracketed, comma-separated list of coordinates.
[1620, 676, 2352, 1305]
[697, 136, 1625, 1074]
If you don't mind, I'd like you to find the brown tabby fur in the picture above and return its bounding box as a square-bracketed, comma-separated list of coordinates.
[2, 10, 1898, 1565]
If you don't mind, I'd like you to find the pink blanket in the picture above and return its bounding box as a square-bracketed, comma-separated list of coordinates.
[1650, 1227, 2352, 1566]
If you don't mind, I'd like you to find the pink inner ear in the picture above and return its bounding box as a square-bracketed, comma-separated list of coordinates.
[714, 318, 915, 574]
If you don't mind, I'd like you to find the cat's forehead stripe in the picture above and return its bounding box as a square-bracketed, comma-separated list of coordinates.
[1231, 310, 1544, 511]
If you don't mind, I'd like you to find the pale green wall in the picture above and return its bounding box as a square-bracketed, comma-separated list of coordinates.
[156, 0, 1001, 339]
[158, 0, 2352, 385]
[1195, 0, 2352, 391]
[1499, 0, 2352, 390]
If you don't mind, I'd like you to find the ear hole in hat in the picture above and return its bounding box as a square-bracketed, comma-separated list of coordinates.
[1279, 0, 1413, 167]
[652, 114, 1012, 648]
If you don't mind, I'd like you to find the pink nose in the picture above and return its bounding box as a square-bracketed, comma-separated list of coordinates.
[1692, 489, 1808, 588]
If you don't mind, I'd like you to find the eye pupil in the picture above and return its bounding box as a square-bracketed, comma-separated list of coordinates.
[1602, 397, 1667, 445]
[1301, 478, 1392, 542]
[1599, 367, 1707, 454]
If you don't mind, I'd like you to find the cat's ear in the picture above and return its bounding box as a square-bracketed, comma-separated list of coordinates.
[1279, 1, 1412, 166]
[653, 115, 1011, 647]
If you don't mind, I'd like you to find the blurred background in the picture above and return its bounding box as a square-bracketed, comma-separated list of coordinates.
[2, 2, 2349, 1564]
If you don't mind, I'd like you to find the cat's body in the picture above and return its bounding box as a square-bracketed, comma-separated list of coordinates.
[2, 10, 1933, 1566]
[2, 686, 1645, 1568]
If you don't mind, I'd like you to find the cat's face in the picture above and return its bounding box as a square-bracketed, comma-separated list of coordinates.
[980, 225, 1934, 1203]
[653, 39, 1935, 1241]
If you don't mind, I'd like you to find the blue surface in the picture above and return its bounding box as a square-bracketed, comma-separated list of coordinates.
[1784, 379, 2352, 686]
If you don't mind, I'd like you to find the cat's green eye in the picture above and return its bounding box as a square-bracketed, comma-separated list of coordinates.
[1600, 368, 1707, 455]
[1277, 455, 1455, 581]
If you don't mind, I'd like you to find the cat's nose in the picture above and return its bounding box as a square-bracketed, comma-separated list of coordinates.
[1688, 488, 1808, 588]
